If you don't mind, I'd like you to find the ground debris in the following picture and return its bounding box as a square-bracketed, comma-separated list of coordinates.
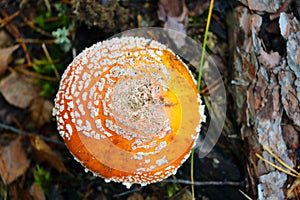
[158, 0, 188, 48]
[30, 135, 69, 174]
[0, 137, 30, 185]
[29, 98, 54, 128]
[29, 184, 46, 200]
[0, 44, 19, 75]
[0, 72, 40, 109]
[75, 0, 132, 32]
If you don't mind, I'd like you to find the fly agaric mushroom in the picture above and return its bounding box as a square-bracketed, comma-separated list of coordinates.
[54, 36, 205, 188]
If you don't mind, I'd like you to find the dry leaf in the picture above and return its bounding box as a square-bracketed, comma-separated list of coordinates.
[0, 137, 30, 185]
[9, 182, 33, 200]
[0, 45, 19, 75]
[0, 93, 28, 125]
[0, 30, 13, 48]
[158, 0, 188, 48]
[30, 98, 54, 128]
[0, 73, 40, 108]
[29, 184, 46, 200]
[30, 135, 69, 174]
[187, 0, 210, 16]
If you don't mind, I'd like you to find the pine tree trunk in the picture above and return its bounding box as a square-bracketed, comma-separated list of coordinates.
[227, 2, 300, 199]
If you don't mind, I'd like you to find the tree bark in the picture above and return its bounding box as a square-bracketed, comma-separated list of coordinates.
[227, 2, 300, 199]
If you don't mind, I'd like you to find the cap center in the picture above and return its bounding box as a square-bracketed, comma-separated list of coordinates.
[110, 76, 170, 137]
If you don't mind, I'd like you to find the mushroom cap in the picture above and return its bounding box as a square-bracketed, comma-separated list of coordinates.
[54, 36, 205, 187]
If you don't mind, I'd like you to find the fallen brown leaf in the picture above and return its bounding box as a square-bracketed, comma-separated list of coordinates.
[29, 184, 46, 200]
[0, 137, 30, 185]
[0, 93, 28, 125]
[158, 0, 188, 48]
[30, 135, 69, 174]
[0, 44, 19, 75]
[187, 0, 210, 16]
[30, 98, 54, 128]
[0, 72, 40, 108]
[9, 182, 32, 200]
[0, 30, 14, 48]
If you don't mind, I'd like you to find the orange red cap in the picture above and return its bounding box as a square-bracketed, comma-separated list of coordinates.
[54, 36, 205, 188]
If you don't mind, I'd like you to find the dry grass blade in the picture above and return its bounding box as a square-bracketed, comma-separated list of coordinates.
[41, 43, 60, 80]
[256, 145, 300, 178]
[263, 146, 300, 177]
[21, 14, 53, 37]
[256, 146, 300, 199]
[0, 10, 32, 65]
[14, 67, 59, 81]
[200, 77, 223, 96]
[238, 189, 253, 200]
[16, 38, 54, 44]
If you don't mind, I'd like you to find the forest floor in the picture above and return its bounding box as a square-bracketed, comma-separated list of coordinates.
[0, 0, 299, 200]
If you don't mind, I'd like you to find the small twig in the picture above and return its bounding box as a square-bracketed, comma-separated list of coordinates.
[0, 10, 20, 27]
[16, 38, 55, 44]
[0, 10, 32, 65]
[256, 153, 297, 177]
[256, 145, 300, 178]
[43, 0, 52, 13]
[60, 0, 74, 5]
[41, 43, 61, 80]
[44, 15, 75, 23]
[0, 122, 64, 145]
[113, 179, 244, 197]
[263, 146, 300, 176]
[200, 77, 222, 95]
[113, 186, 143, 197]
[14, 58, 60, 67]
[14, 66, 59, 81]
[162, 179, 244, 186]
[0, 122, 25, 136]
[21, 14, 53, 37]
